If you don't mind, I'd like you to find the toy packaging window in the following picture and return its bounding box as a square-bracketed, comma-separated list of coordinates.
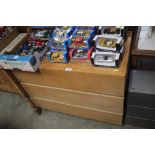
[69, 27, 96, 50]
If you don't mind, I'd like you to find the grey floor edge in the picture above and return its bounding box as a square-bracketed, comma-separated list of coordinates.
[0, 91, 140, 129]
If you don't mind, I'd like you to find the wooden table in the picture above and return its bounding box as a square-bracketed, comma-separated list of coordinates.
[11, 32, 132, 125]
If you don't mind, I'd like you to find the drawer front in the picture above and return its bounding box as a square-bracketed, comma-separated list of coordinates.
[126, 105, 155, 120]
[127, 92, 155, 108]
[22, 82, 124, 113]
[0, 70, 18, 93]
[13, 69, 125, 96]
[125, 115, 155, 129]
[32, 97, 123, 125]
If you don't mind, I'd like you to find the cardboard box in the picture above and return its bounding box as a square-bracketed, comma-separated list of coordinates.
[0, 32, 47, 72]
[91, 47, 123, 67]
[69, 27, 96, 50]
[98, 26, 128, 39]
[93, 35, 123, 51]
[69, 47, 93, 63]
[47, 50, 69, 63]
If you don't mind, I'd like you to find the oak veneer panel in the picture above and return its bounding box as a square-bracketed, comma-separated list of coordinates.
[32, 97, 123, 125]
[14, 69, 124, 96]
[21, 82, 124, 113]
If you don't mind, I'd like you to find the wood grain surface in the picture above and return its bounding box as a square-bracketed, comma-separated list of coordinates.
[22, 82, 124, 113]
[32, 97, 123, 125]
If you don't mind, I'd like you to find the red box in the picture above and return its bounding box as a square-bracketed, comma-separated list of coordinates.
[69, 47, 93, 63]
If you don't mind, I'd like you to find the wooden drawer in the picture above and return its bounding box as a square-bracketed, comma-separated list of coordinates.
[0, 69, 19, 93]
[21, 82, 124, 113]
[13, 67, 125, 96]
[32, 97, 123, 125]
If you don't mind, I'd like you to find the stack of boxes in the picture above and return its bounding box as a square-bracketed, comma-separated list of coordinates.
[69, 26, 96, 63]
[91, 26, 126, 67]
[47, 26, 76, 63]
[0, 26, 128, 72]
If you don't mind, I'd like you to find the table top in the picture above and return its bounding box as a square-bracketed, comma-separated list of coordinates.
[40, 31, 132, 77]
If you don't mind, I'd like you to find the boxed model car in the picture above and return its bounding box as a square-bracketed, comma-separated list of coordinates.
[91, 47, 123, 67]
[47, 50, 68, 63]
[69, 47, 93, 63]
[52, 26, 76, 42]
[47, 26, 77, 63]
[98, 26, 127, 39]
[69, 27, 96, 50]
[48, 39, 69, 51]
[93, 35, 123, 51]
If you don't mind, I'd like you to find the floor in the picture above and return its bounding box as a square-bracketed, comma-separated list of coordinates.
[0, 91, 140, 129]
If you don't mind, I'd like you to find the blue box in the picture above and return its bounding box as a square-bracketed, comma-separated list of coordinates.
[48, 38, 69, 51]
[52, 26, 77, 41]
[69, 26, 96, 50]
[0, 32, 48, 72]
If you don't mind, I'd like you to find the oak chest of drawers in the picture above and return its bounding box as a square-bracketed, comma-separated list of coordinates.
[12, 32, 132, 125]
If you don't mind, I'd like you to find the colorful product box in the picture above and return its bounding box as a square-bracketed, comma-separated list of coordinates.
[98, 26, 127, 39]
[69, 47, 93, 63]
[0, 29, 51, 72]
[69, 27, 96, 50]
[52, 26, 77, 42]
[47, 26, 77, 63]
[48, 39, 69, 51]
[91, 47, 123, 67]
[93, 35, 123, 52]
[47, 50, 68, 63]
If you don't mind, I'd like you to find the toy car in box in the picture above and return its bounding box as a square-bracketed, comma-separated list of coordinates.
[93, 35, 123, 52]
[47, 50, 68, 63]
[48, 38, 69, 51]
[30, 29, 52, 39]
[0, 30, 51, 72]
[91, 47, 123, 67]
[76, 26, 97, 31]
[48, 26, 76, 51]
[52, 26, 76, 42]
[98, 26, 127, 39]
[69, 47, 93, 63]
[69, 27, 96, 50]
